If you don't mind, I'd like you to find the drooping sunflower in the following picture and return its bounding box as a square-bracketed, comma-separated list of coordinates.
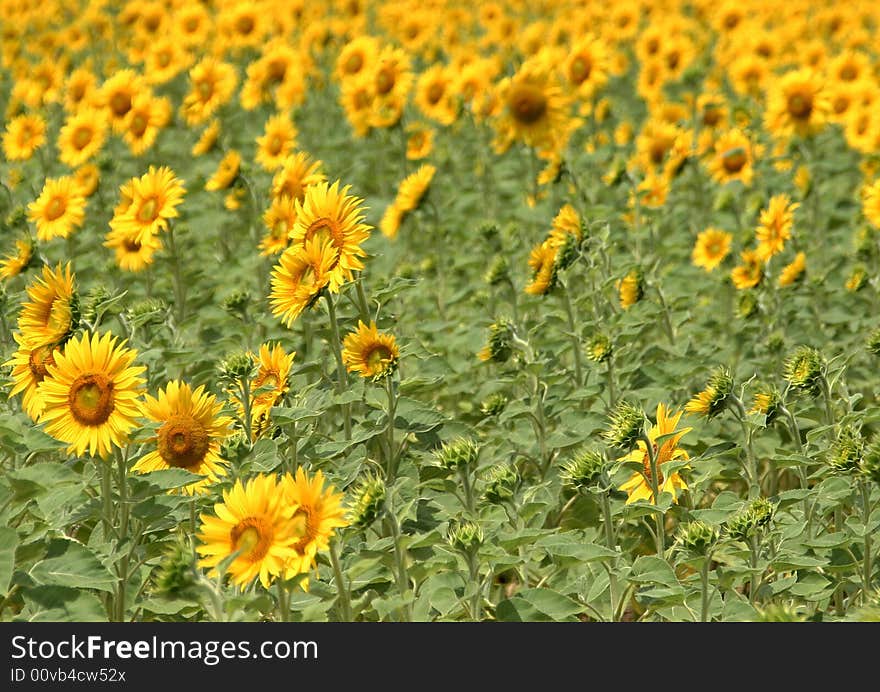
[764, 68, 830, 139]
[288, 181, 371, 292]
[38, 331, 146, 459]
[229, 343, 295, 438]
[778, 252, 806, 287]
[255, 113, 298, 172]
[17, 263, 77, 349]
[525, 240, 558, 296]
[269, 237, 337, 327]
[708, 129, 755, 186]
[0, 236, 34, 281]
[103, 227, 162, 273]
[132, 380, 233, 495]
[618, 403, 691, 505]
[192, 120, 220, 156]
[4, 332, 59, 421]
[395, 164, 436, 214]
[2, 113, 47, 161]
[548, 204, 582, 248]
[196, 474, 301, 589]
[692, 228, 732, 272]
[731, 249, 765, 290]
[27, 177, 87, 242]
[57, 108, 108, 167]
[112, 166, 186, 242]
[260, 196, 297, 256]
[618, 268, 644, 309]
[756, 195, 798, 260]
[73, 164, 100, 198]
[271, 151, 325, 203]
[281, 468, 348, 577]
[379, 203, 404, 240]
[342, 321, 399, 380]
[205, 150, 241, 192]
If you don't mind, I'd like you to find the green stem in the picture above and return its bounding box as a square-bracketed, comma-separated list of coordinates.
[731, 396, 759, 498]
[276, 579, 290, 622]
[600, 491, 619, 620]
[459, 466, 476, 516]
[115, 450, 129, 622]
[655, 284, 676, 346]
[560, 285, 583, 386]
[820, 375, 836, 432]
[355, 279, 371, 323]
[642, 431, 665, 555]
[329, 539, 352, 622]
[385, 375, 398, 481]
[749, 534, 759, 605]
[861, 481, 874, 604]
[606, 356, 617, 409]
[700, 558, 711, 622]
[239, 375, 253, 445]
[386, 511, 412, 621]
[467, 553, 481, 621]
[166, 223, 187, 325]
[325, 292, 352, 441]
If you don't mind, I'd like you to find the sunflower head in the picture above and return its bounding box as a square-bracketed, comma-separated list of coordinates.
[434, 437, 479, 471]
[482, 463, 519, 505]
[603, 400, 645, 451]
[447, 519, 483, 555]
[685, 366, 734, 419]
[828, 425, 864, 474]
[675, 520, 719, 557]
[750, 385, 782, 425]
[585, 332, 613, 363]
[341, 320, 399, 381]
[860, 439, 880, 486]
[560, 449, 606, 493]
[783, 346, 825, 397]
[478, 319, 514, 363]
[347, 474, 386, 529]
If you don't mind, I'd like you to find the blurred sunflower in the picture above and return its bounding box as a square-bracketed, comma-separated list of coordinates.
[205, 150, 241, 192]
[756, 195, 798, 260]
[113, 166, 185, 242]
[562, 35, 609, 100]
[0, 236, 34, 281]
[764, 69, 830, 139]
[5, 334, 59, 422]
[256, 113, 298, 171]
[731, 249, 765, 290]
[100, 69, 144, 133]
[231, 343, 295, 438]
[192, 120, 220, 156]
[405, 122, 434, 160]
[182, 57, 238, 125]
[862, 179, 880, 229]
[271, 152, 326, 203]
[3, 113, 47, 161]
[525, 239, 558, 296]
[778, 252, 806, 287]
[122, 93, 171, 155]
[395, 164, 436, 214]
[335, 35, 379, 83]
[692, 228, 732, 272]
[708, 129, 755, 186]
[103, 227, 162, 273]
[415, 65, 457, 126]
[16, 263, 77, 350]
[260, 196, 296, 256]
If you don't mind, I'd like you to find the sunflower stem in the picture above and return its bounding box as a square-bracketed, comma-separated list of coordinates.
[238, 375, 253, 446]
[731, 396, 760, 498]
[385, 507, 412, 622]
[559, 284, 583, 387]
[606, 356, 617, 409]
[700, 558, 711, 622]
[355, 278, 371, 323]
[384, 374, 398, 481]
[324, 292, 351, 441]
[861, 481, 874, 604]
[459, 465, 476, 516]
[467, 552, 482, 621]
[600, 490, 619, 621]
[276, 578, 290, 622]
[328, 538, 352, 622]
[641, 431, 665, 556]
[820, 374, 836, 434]
[115, 448, 130, 623]
[749, 533, 760, 605]
[166, 223, 187, 325]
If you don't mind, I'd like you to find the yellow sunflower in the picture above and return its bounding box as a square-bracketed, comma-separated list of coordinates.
[415, 65, 457, 126]
[5, 332, 59, 422]
[205, 150, 241, 191]
[100, 69, 144, 133]
[0, 236, 34, 281]
[112, 166, 186, 242]
[103, 227, 162, 273]
[17, 263, 77, 349]
[182, 57, 238, 126]
[395, 164, 436, 214]
[406, 123, 434, 160]
[27, 177, 87, 242]
[618, 268, 644, 308]
[756, 194, 798, 260]
[731, 249, 765, 290]
[281, 468, 348, 578]
[269, 237, 337, 327]
[3, 113, 47, 161]
[271, 151, 325, 203]
[341, 321, 399, 380]
[289, 181, 371, 292]
[548, 204, 582, 248]
[255, 113, 298, 172]
[196, 474, 301, 589]
[229, 344, 295, 438]
[708, 129, 755, 186]
[260, 196, 296, 256]
[379, 202, 405, 239]
[618, 403, 691, 505]
[57, 108, 108, 167]
[692, 228, 732, 272]
[339, 76, 375, 138]
[38, 331, 146, 459]
[122, 93, 171, 156]
[764, 68, 830, 139]
[562, 35, 609, 99]
[132, 380, 233, 495]
[335, 35, 379, 82]
[778, 252, 806, 287]
[192, 120, 220, 156]
[73, 164, 100, 198]
[525, 240, 558, 296]
[863, 179, 880, 229]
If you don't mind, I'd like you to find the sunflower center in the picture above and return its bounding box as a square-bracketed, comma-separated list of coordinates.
[156, 50, 171, 68]
[197, 79, 215, 101]
[289, 508, 315, 551]
[45, 196, 67, 221]
[123, 236, 142, 252]
[569, 56, 592, 84]
[131, 114, 148, 137]
[304, 217, 344, 256]
[376, 67, 396, 95]
[236, 15, 255, 35]
[157, 413, 210, 469]
[110, 92, 132, 117]
[70, 83, 85, 100]
[840, 65, 856, 81]
[833, 95, 850, 114]
[508, 83, 547, 125]
[722, 147, 747, 173]
[72, 126, 93, 149]
[230, 517, 273, 562]
[345, 53, 363, 74]
[353, 89, 370, 109]
[27, 345, 55, 382]
[787, 93, 812, 119]
[68, 372, 115, 426]
[365, 345, 392, 370]
[702, 106, 722, 127]
[144, 14, 161, 32]
[645, 37, 660, 55]
[278, 179, 304, 200]
[184, 17, 199, 32]
[272, 219, 289, 239]
[426, 82, 444, 105]
[267, 134, 283, 155]
[649, 140, 669, 165]
[136, 197, 159, 223]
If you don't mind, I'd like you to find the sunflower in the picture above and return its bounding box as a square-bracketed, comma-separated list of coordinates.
[4, 332, 59, 421]
[38, 331, 146, 459]
[548, 204, 582, 248]
[103, 227, 162, 273]
[16, 263, 77, 349]
[863, 179, 880, 229]
[828, 50, 870, 85]
[379, 203, 404, 240]
[764, 69, 830, 139]
[415, 65, 457, 126]
[112, 166, 185, 242]
[63, 67, 98, 113]
[342, 320, 399, 380]
[57, 108, 108, 167]
[562, 35, 609, 99]
[196, 474, 301, 589]
[2, 113, 47, 161]
[618, 403, 691, 505]
[288, 181, 371, 292]
[708, 129, 755, 186]
[394, 164, 436, 214]
[182, 57, 238, 126]
[205, 150, 241, 191]
[255, 113, 298, 171]
[281, 468, 348, 577]
[728, 54, 770, 99]
[618, 268, 644, 309]
[260, 196, 297, 255]
[27, 177, 87, 242]
[692, 228, 732, 272]
[406, 123, 434, 160]
[144, 37, 192, 86]
[192, 120, 220, 156]
[271, 152, 325, 203]
[335, 35, 379, 82]
[778, 252, 806, 287]
[731, 249, 765, 290]
[269, 237, 336, 327]
[0, 236, 34, 281]
[339, 76, 375, 138]
[756, 195, 798, 260]
[525, 240, 558, 296]
[122, 93, 171, 155]
[494, 55, 571, 155]
[100, 69, 144, 133]
[229, 344, 295, 438]
[371, 46, 413, 107]
[73, 164, 100, 198]
[132, 380, 232, 495]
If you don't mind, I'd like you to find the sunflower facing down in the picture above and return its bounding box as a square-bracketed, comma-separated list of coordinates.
[27, 177, 87, 242]
[618, 403, 691, 505]
[38, 331, 146, 458]
[196, 474, 301, 589]
[395, 164, 437, 213]
[269, 237, 336, 327]
[525, 239, 558, 296]
[0, 236, 34, 281]
[731, 249, 765, 290]
[5, 332, 59, 421]
[281, 468, 348, 578]
[205, 150, 241, 191]
[342, 321, 399, 380]
[272, 152, 326, 203]
[17, 263, 78, 349]
[260, 195, 297, 256]
[132, 380, 233, 495]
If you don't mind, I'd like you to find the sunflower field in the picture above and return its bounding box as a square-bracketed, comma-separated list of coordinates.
[1, 0, 880, 625]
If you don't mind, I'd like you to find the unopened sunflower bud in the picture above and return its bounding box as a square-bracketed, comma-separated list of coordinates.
[220, 429, 250, 461]
[685, 366, 733, 419]
[448, 520, 483, 554]
[754, 604, 806, 622]
[750, 385, 782, 424]
[554, 233, 581, 272]
[714, 188, 735, 212]
[154, 537, 197, 598]
[749, 497, 774, 531]
[478, 320, 513, 363]
[603, 400, 644, 450]
[434, 437, 479, 471]
[675, 520, 719, 556]
[484, 257, 509, 286]
[828, 425, 864, 473]
[585, 332, 613, 363]
[560, 449, 606, 492]
[736, 291, 758, 319]
[783, 346, 825, 397]
[480, 393, 508, 417]
[80, 284, 111, 324]
[482, 464, 519, 504]
[860, 439, 880, 486]
[867, 328, 880, 357]
[725, 498, 774, 542]
[220, 350, 256, 381]
[853, 226, 874, 260]
[420, 257, 436, 273]
[348, 474, 386, 529]
[478, 222, 500, 243]
[4, 205, 27, 230]
[222, 289, 250, 317]
[127, 297, 168, 328]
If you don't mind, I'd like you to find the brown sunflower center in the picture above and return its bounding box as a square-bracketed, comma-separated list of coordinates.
[157, 413, 210, 469]
[666, 50, 681, 71]
[353, 89, 370, 109]
[289, 508, 315, 551]
[840, 65, 857, 81]
[645, 37, 660, 55]
[235, 15, 255, 36]
[72, 125, 93, 150]
[702, 106, 722, 127]
[131, 114, 148, 137]
[721, 146, 747, 173]
[123, 236, 142, 252]
[787, 92, 812, 119]
[267, 134, 283, 156]
[156, 50, 172, 68]
[45, 196, 67, 221]
[365, 344, 393, 371]
[184, 17, 199, 32]
[304, 217, 344, 255]
[833, 95, 850, 114]
[230, 517, 273, 562]
[136, 197, 159, 223]
[569, 56, 592, 84]
[28, 345, 56, 382]
[143, 14, 161, 32]
[278, 179, 304, 200]
[70, 83, 85, 100]
[345, 53, 363, 74]
[110, 92, 132, 117]
[376, 67, 396, 95]
[68, 372, 115, 426]
[508, 83, 547, 125]
[649, 140, 669, 165]
[426, 82, 444, 105]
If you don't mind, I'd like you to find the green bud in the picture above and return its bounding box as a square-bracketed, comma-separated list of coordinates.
[675, 520, 719, 556]
[447, 519, 483, 554]
[348, 474, 386, 529]
[867, 328, 880, 357]
[749, 384, 782, 425]
[860, 438, 880, 486]
[221, 290, 250, 317]
[783, 346, 825, 397]
[220, 350, 256, 381]
[480, 393, 508, 417]
[478, 222, 499, 243]
[80, 284, 111, 325]
[434, 437, 479, 471]
[154, 537, 197, 598]
[220, 429, 250, 462]
[484, 257, 509, 286]
[829, 425, 864, 474]
[482, 464, 519, 504]
[754, 604, 807, 622]
[585, 332, 613, 363]
[725, 498, 774, 542]
[420, 257, 436, 273]
[603, 400, 644, 451]
[736, 291, 758, 319]
[478, 320, 514, 364]
[126, 297, 168, 328]
[714, 188, 735, 212]
[560, 449, 606, 493]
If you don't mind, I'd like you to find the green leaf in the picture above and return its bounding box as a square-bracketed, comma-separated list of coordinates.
[0, 527, 19, 596]
[29, 539, 117, 593]
[495, 588, 585, 622]
[15, 586, 106, 622]
[393, 397, 446, 433]
[629, 556, 680, 587]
